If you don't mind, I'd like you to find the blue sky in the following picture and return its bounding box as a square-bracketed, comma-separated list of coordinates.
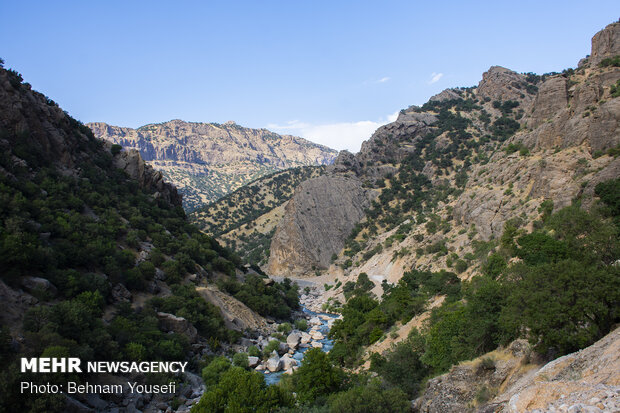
[1, 1, 617, 152]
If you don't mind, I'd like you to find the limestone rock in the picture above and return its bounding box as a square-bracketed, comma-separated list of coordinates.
[266, 351, 282, 372]
[20, 276, 57, 296]
[247, 356, 260, 368]
[156, 312, 198, 343]
[267, 175, 376, 275]
[286, 332, 301, 350]
[530, 76, 568, 128]
[589, 21, 620, 67]
[89, 120, 337, 209]
[477, 66, 531, 103]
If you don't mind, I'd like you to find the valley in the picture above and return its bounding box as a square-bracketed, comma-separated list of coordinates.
[0, 16, 619, 413]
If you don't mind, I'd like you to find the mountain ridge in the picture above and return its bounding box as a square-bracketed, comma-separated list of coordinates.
[88, 119, 338, 210]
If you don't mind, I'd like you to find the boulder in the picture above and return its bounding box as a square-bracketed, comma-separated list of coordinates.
[311, 341, 323, 349]
[266, 351, 282, 372]
[280, 354, 297, 370]
[300, 332, 312, 344]
[286, 332, 301, 350]
[20, 276, 57, 296]
[111, 283, 131, 303]
[309, 316, 321, 326]
[156, 312, 198, 343]
[247, 357, 260, 368]
[310, 330, 324, 340]
[278, 342, 289, 355]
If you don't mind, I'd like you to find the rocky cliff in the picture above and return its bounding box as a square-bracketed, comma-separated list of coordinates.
[88, 120, 338, 210]
[267, 175, 377, 276]
[266, 20, 620, 277]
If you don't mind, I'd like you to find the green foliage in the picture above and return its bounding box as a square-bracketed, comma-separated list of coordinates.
[149, 284, 231, 342]
[370, 329, 428, 397]
[610, 79, 620, 98]
[110, 144, 122, 155]
[202, 356, 232, 387]
[599, 55, 620, 67]
[295, 318, 308, 331]
[292, 348, 345, 405]
[218, 274, 299, 319]
[327, 379, 409, 413]
[233, 352, 249, 369]
[277, 322, 292, 334]
[194, 366, 294, 412]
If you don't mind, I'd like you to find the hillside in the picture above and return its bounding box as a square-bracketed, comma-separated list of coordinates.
[0, 62, 300, 412]
[88, 120, 338, 211]
[190, 165, 326, 265]
[258, 20, 620, 412]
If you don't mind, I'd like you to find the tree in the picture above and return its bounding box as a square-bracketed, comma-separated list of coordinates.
[500, 259, 620, 355]
[292, 348, 344, 405]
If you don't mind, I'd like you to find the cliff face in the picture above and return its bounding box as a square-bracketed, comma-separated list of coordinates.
[88, 120, 338, 210]
[267, 175, 376, 276]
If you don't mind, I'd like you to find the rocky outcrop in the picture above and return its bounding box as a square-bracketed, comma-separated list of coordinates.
[196, 286, 268, 332]
[503, 328, 620, 412]
[530, 77, 568, 128]
[414, 327, 620, 413]
[267, 175, 376, 276]
[589, 21, 620, 67]
[89, 120, 337, 209]
[477, 66, 533, 107]
[156, 312, 199, 343]
[112, 148, 182, 206]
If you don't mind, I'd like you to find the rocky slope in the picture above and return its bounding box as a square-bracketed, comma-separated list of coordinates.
[265, 20, 620, 280]
[88, 120, 337, 210]
[413, 326, 620, 413]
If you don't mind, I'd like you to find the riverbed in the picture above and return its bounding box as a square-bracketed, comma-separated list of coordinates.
[263, 306, 338, 385]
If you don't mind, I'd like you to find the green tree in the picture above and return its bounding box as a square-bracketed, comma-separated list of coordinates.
[292, 348, 344, 405]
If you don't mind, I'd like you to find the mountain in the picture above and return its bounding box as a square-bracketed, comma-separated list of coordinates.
[0, 62, 300, 412]
[88, 120, 338, 211]
[267, 23, 620, 278]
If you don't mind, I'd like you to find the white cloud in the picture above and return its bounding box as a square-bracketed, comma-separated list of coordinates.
[378, 76, 391, 83]
[429, 72, 444, 84]
[267, 112, 399, 153]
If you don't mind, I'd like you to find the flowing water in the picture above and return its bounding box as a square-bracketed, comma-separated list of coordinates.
[263, 306, 338, 385]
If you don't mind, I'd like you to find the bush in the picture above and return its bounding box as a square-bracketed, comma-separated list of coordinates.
[295, 319, 308, 331]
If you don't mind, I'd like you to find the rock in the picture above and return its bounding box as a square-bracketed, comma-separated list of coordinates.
[111, 283, 131, 303]
[154, 268, 166, 281]
[310, 330, 324, 340]
[65, 396, 95, 413]
[309, 316, 322, 326]
[300, 332, 312, 344]
[156, 312, 198, 343]
[267, 175, 376, 276]
[286, 332, 301, 350]
[88, 120, 337, 208]
[111, 148, 182, 206]
[248, 357, 260, 368]
[20, 276, 57, 296]
[280, 354, 297, 370]
[311, 341, 323, 349]
[477, 66, 531, 103]
[429, 88, 462, 102]
[262, 277, 275, 286]
[589, 21, 620, 67]
[254, 364, 265, 371]
[530, 76, 568, 128]
[266, 351, 282, 372]
[278, 342, 289, 355]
